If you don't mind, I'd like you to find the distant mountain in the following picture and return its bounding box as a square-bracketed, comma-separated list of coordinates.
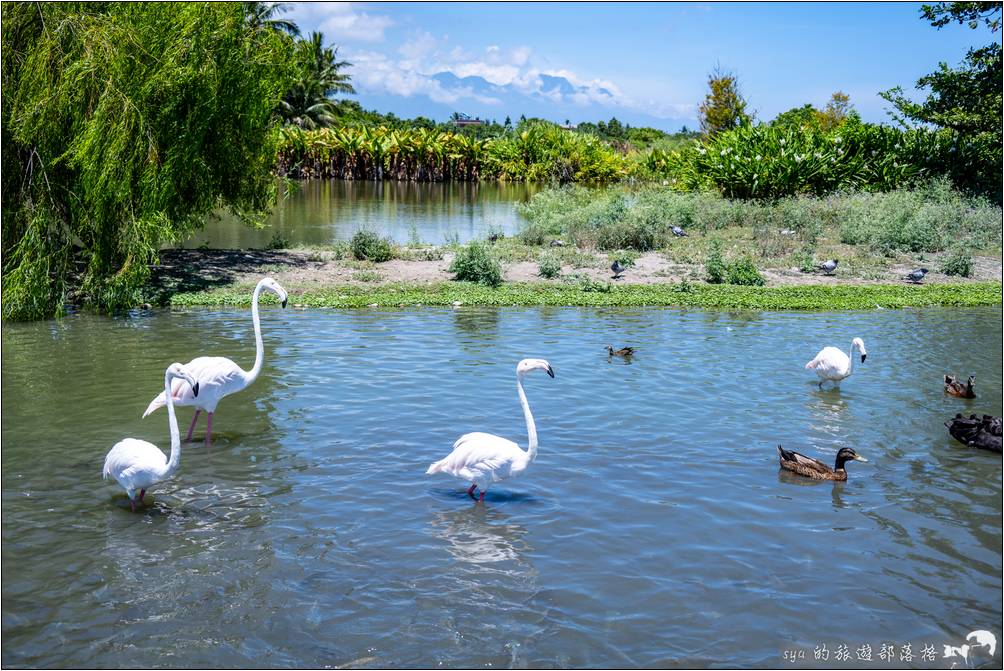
[355, 72, 693, 131]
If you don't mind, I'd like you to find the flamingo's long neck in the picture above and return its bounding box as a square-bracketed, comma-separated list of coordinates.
[517, 373, 538, 462]
[164, 372, 181, 475]
[245, 282, 266, 385]
[845, 341, 856, 376]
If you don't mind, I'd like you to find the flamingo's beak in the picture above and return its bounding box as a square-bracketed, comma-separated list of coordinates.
[546, 365, 555, 378]
[192, 382, 200, 398]
[860, 354, 867, 363]
[281, 297, 288, 308]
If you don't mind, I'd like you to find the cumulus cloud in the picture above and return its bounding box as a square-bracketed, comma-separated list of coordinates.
[337, 28, 691, 121]
[286, 2, 392, 43]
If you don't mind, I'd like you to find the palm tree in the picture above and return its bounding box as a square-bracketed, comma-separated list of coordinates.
[280, 32, 356, 129]
[243, 2, 300, 36]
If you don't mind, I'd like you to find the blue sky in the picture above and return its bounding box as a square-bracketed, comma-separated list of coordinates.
[284, 2, 998, 131]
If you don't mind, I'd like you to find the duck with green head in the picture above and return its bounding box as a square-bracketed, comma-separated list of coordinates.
[776, 445, 868, 481]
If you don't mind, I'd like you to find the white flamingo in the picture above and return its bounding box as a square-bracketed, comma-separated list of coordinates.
[426, 358, 555, 502]
[142, 277, 287, 446]
[104, 363, 199, 511]
[805, 337, 867, 389]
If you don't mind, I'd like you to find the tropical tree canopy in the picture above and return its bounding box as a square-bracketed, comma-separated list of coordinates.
[881, 2, 1002, 143]
[1, 2, 298, 320]
[280, 32, 356, 129]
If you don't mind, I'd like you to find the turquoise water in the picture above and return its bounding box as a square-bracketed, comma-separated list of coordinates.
[2, 306, 1001, 668]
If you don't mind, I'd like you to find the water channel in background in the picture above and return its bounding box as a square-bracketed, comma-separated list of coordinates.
[2, 306, 1001, 668]
[178, 180, 542, 249]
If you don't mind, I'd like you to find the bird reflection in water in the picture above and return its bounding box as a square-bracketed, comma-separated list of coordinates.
[430, 505, 533, 567]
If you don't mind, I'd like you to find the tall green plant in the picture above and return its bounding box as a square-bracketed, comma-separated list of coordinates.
[1, 3, 298, 320]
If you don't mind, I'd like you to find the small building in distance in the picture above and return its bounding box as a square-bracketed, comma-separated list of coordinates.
[451, 112, 484, 127]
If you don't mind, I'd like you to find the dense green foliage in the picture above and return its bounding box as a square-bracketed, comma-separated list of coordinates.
[517, 182, 1001, 255]
[2, 2, 297, 320]
[168, 280, 1004, 311]
[276, 121, 627, 182]
[350, 230, 393, 262]
[940, 246, 974, 277]
[448, 241, 503, 286]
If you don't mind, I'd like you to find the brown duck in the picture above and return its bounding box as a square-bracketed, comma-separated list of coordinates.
[606, 345, 635, 357]
[945, 414, 1002, 453]
[944, 374, 976, 398]
[776, 446, 868, 481]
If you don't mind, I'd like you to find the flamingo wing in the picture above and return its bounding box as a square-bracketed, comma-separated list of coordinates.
[103, 438, 168, 495]
[428, 432, 524, 482]
[805, 346, 848, 378]
[143, 356, 246, 416]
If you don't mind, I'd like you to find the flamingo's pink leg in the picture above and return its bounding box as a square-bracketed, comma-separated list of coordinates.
[186, 410, 201, 441]
[205, 412, 213, 447]
[130, 498, 136, 512]
[467, 483, 478, 500]
[139, 489, 146, 503]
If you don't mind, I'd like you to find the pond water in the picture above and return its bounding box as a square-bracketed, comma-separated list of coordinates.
[179, 181, 541, 249]
[2, 306, 1001, 668]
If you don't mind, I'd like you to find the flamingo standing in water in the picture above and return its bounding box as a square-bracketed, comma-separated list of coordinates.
[427, 358, 555, 502]
[104, 363, 199, 511]
[143, 277, 287, 446]
[805, 337, 867, 389]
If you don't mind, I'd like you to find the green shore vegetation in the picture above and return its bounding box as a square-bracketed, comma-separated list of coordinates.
[3, 1, 1000, 320]
[167, 280, 1002, 311]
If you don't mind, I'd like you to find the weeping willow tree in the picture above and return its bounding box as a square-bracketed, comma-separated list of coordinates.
[1, 2, 298, 320]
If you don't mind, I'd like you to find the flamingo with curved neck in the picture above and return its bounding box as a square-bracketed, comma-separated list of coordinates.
[805, 337, 867, 389]
[142, 277, 288, 446]
[104, 363, 199, 511]
[426, 358, 555, 502]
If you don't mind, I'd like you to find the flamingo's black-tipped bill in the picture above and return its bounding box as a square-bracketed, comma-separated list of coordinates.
[192, 382, 200, 397]
[860, 354, 867, 363]
[546, 365, 555, 378]
[281, 298, 288, 308]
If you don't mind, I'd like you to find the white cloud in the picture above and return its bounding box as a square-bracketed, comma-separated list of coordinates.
[342, 31, 691, 120]
[286, 2, 393, 43]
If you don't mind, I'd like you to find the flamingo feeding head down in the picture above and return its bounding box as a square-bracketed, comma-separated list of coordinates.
[805, 337, 866, 389]
[104, 363, 199, 511]
[426, 358, 555, 502]
[142, 277, 287, 446]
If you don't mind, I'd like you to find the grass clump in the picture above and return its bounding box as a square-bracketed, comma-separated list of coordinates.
[351, 230, 393, 262]
[449, 241, 503, 287]
[726, 255, 766, 286]
[940, 247, 974, 277]
[537, 252, 562, 279]
[705, 238, 727, 284]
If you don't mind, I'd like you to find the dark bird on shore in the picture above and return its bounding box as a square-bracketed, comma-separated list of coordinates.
[671, 226, 688, 237]
[944, 374, 976, 399]
[816, 259, 838, 275]
[549, 239, 566, 247]
[945, 414, 1002, 452]
[606, 345, 635, 357]
[611, 260, 626, 279]
[905, 267, 928, 283]
[488, 232, 505, 244]
[777, 445, 868, 481]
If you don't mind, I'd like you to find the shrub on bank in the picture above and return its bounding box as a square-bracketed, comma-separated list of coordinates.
[351, 230, 393, 262]
[449, 241, 503, 287]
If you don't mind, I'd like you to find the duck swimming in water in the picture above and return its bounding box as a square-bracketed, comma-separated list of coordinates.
[606, 345, 635, 357]
[944, 374, 976, 399]
[776, 445, 868, 481]
[945, 414, 1002, 453]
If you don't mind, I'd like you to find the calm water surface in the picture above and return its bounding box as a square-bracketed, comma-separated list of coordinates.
[2, 306, 1001, 668]
[180, 181, 541, 249]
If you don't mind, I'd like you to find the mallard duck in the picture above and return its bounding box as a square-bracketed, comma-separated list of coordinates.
[776, 445, 868, 481]
[944, 374, 976, 398]
[945, 414, 1002, 452]
[606, 345, 635, 357]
